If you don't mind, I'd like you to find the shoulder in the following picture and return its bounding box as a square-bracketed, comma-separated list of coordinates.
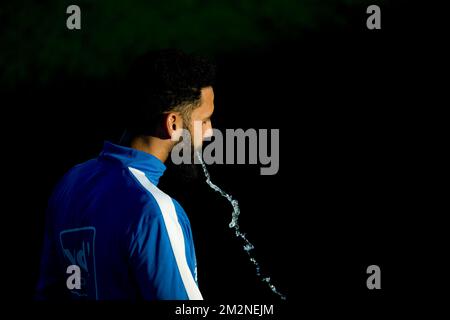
[126, 167, 191, 226]
[125, 167, 178, 225]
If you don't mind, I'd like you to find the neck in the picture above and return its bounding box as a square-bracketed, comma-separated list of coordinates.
[130, 136, 172, 163]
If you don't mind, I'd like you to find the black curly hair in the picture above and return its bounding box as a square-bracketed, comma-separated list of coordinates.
[120, 49, 215, 145]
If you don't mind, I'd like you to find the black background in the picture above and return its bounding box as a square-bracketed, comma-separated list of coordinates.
[1, 0, 445, 317]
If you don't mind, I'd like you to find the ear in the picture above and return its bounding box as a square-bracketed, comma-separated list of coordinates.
[164, 112, 183, 141]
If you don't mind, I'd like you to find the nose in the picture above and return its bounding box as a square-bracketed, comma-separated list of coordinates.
[203, 121, 213, 140]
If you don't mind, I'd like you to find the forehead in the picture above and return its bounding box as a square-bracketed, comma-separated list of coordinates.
[201, 86, 214, 101]
[194, 87, 214, 114]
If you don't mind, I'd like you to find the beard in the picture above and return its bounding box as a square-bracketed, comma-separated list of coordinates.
[166, 127, 201, 182]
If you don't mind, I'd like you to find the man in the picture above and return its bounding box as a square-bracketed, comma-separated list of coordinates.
[36, 49, 215, 300]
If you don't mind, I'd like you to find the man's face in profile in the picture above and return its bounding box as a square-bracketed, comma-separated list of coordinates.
[169, 86, 215, 180]
[187, 86, 215, 151]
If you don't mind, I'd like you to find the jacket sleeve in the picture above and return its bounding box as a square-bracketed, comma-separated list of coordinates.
[128, 210, 197, 300]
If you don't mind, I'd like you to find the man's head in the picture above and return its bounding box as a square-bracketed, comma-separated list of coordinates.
[121, 49, 215, 154]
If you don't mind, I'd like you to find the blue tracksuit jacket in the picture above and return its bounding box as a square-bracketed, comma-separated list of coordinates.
[36, 141, 202, 300]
